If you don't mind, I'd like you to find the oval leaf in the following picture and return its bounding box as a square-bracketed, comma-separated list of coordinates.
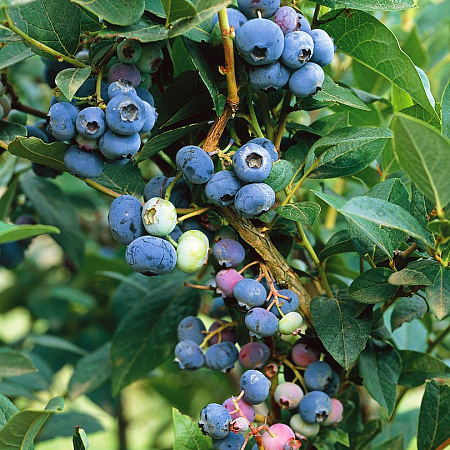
[264, 160, 294, 193]
[311, 0, 414, 10]
[349, 268, 398, 304]
[388, 260, 441, 286]
[390, 296, 428, 331]
[55, 67, 91, 102]
[172, 408, 213, 450]
[0, 351, 37, 378]
[425, 267, 450, 321]
[0, 222, 60, 245]
[275, 202, 320, 227]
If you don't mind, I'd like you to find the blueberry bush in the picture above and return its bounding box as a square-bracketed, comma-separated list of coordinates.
[0, 0, 448, 449]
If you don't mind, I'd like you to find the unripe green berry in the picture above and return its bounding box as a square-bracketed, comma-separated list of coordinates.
[142, 197, 177, 236]
[117, 39, 142, 64]
[290, 414, 320, 439]
[176, 230, 209, 273]
[278, 311, 303, 335]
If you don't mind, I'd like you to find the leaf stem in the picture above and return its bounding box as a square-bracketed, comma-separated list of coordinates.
[246, 83, 264, 138]
[157, 150, 177, 170]
[177, 206, 209, 224]
[258, 93, 274, 141]
[164, 171, 182, 201]
[273, 92, 292, 151]
[84, 179, 122, 198]
[427, 322, 450, 353]
[3, 8, 87, 68]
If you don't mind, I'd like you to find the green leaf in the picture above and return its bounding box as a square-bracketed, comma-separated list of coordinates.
[71, 0, 145, 26]
[308, 126, 392, 179]
[275, 202, 320, 227]
[310, 296, 372, 369]
[311, 0, 414, 10]
[8, 137, 68, 171]
[182, 37, 225, 116]
[9, 0, 81, 57]
[388, 260, 441, 286]
[411, 183, 435, 230]
[145, 0, 166, 17]
[417, 380, 450, 450]
[321, 10, 437, 118]
[137, 123, 202, 162]
[0, 351, 36, 377]
[20, 173, 85, 269]
[261, 160, 293, 193]
[0, 0, 36, 6]
[402, 26, 427, 67]
[91, 162, 145, 198]
[0, 42, 33, 70]
[162, 0, 196, 24]
[68, 343, 111, 401]
[427, 219, 450, 242]
[398, 350, 450, 388]
[358, 342, 401, 417]
[319, 230, 355, 261]
[0, 178, 18, 220]
[73, 427, 89, 450]
[392, 113, 450, 212]
[349, 268, 398, 304]
[0, 121, 26, 145]
[55, 67, 91, 102]
[399, 105, 441, 130]
[98, 18, 168, 42]
[314, 75, 370, 111]
[342, 196, 434, 248]
[0, 221, 60, 244]
[425, 267, 450, 321]
[370, 434, 404, 450]
[172, 408, 214, 450]
[111, 270, 201, 394]
[0, 394, 19, 429]
[162, 93, 212, 127]
[442, 78, 450, 139]
[0, 396, 64, 449]
[390, 296, 428, 331]
[323, 427, 350, 447]
[26, 335, 87, 355]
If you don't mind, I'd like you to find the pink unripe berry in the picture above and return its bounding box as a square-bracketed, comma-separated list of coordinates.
[208, 320, 236, 345]
[262, 424, 295, 450]
[323, 398, 343, 426]
[222, 397, 255, 422]
[215, 268, 244, 297]
[291, 342, 320, 367]
[274, 382, 304, 409]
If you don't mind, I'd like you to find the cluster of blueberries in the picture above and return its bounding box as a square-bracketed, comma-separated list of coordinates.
[44, 40, 162, 179]
[212, 0, 334, 97]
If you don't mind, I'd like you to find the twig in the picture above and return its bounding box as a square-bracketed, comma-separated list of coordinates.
[84, 179, 122, 198]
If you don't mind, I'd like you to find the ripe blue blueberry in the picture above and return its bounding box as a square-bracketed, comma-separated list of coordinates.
[75, 78, 109, 103]
[274, 6, 310, 35]
[245, 307, 278, 338]
[205, 341, 239, 372]
[177, 316, 206, 345]
[234, 183, 275, 218]
[268, 289, 300, 318]
[213, 239, 245, 268]
[0, 242, 25, 268]
[176, 146, 214, 184]
[117, 39, 142, 64]
[141, 197, 177, 236]
[108, 79, 137, 99]
[324, 370, 340, 397]
[281, 31, 314, 69]
[211, 8, 247, 31]
[299, 391, 332, 424]
[309, 29, 335, 67]
[144, 176, 191, 208]
[99, 130, 141, 160]
[233, 143, 272, 183]
[174, 340, 205, 370]
[289, 62, 325, 98]
[235, 18, 284, 66]
[64, 145, 104, 178]
[26, 125, 50, 143]
[209, 296, 228, 319]
[108, 62, 141, 86]
[198, 403, 231, 439]
[176, 230, 209, 273]
[205, 171, 243, 206]
[247, 138, 278, 162]
[136, 87, 155, 106]
[237, 0, 280, 18]
[249, 62, 290, 92]
[139, 101, 157, 133]
[31, 163, 61, 178]
[239, 342, 271, 369]
[47, 102, 78, 141]
[213, 433, 245, 450]
[208, 320, 236, 345]
[76, 106, 107, 139]
[105, 93, 147, 135]
[135, 43, 164, 74]
[304, 361, 333, 392]
[108, 195, 146, 245]
[125, 236, 177, 275]
[239, 369, 271, 405]
[233, 279, 267, 309]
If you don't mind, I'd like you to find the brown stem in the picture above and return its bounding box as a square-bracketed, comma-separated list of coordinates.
[10, 101, 47, 119]
[202, 103, 234, 153]
[311, 4, 321, 29]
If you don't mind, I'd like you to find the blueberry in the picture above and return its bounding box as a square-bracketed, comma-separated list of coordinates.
[274, 382, 304, 409]
[205, 341, 239, 372]
[106, 93, 147, 135]
[274, 6, 310, 35]
[107, 79, 137, 99]
[125, 235, 177, 275]
[288, 62, 325, 98]
[239, 342, 271, 369]
[143, 176, 171, 201]
[108, 62, 141, 86]
[289, 414, 320, 439]
[262, 423, 295, 450]
[278, 311, 303, 335]
[213, 239, 245, 268]
[247, 138, 278, 161]
[268, 289, 300, 318]
[209, 296, 228, 319]
[214, 226, 237, 242]
[205, 171, 243, 206]
[117, 39, 142, 64]
[198, 403, 231, 439]
[177, 316, 206, 345]
[139, 101, 157, 133]
[75, 133, 99, 151]
[239, 369, 271, 404]
[167, 224, 183, 242]
[135, 43, 163, 74]
[249, 62, 290, 92]
[309, 29, 335, 67]
[234, 183, 275, 218]
[215, 268, 244, 297]
[144, 176, 191, 208]
[47, 102, 78, 141]
[258, 275, 279, 295]
[142, 197, 177, 236]
[75, 78, 109, 103]
[322, 398, 344, 426]
[211, 8, 247, 31]
[176, 230, 209, 273]
[99, 130, 141, 160]
[75, 49, 89, 63]
[212, 432, 245, 450]
[31, 163, 61, 178]
[136, 87, 155, 106]
[76, 106, 107, 139]
[233, 279, 267, 309]
[281, 31, 314, 69]
[0, 95, 10, 117]
[235, 18, 284, 66]
[64, 145, 104, 178]
[299, 391, 332, 424]
[324, 370, 340, 397]
[26, 125, 50, 143]
[0, 242, 25, 268]
[222, 397, 255, 421]
[237, 0, 280, 18]
[174, 340, 205, 370]
[138, 73, 152, 90]
[304, 361, 333, 392]
[245, 307, 278, 338]
[176, 146, 214, 184]
[208, 320, 236, 345]
[291, 341, 320, 367]
[233, 143, 272, 182]
[7, 109, 27, 125]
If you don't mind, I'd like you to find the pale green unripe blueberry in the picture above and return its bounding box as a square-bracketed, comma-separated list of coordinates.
[274, 382, 304, 409]
[290, 414, 320, 439]
[278, 311, 303, 335]
[176, 230, 209, 273]
[142, 197, 177, 236]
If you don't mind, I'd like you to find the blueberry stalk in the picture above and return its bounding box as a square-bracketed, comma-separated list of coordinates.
[258, 92, 274, 142]
[84, 179, 122, 198]
[246, 84, 264, 138]
[177, 206, 210, 224]
[164, 171, 183, 201]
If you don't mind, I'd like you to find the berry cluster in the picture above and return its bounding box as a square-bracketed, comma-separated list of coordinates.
[44, 41, 161, 179]
[213, 1, 334, 97]
[0, 81, 13, 121]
